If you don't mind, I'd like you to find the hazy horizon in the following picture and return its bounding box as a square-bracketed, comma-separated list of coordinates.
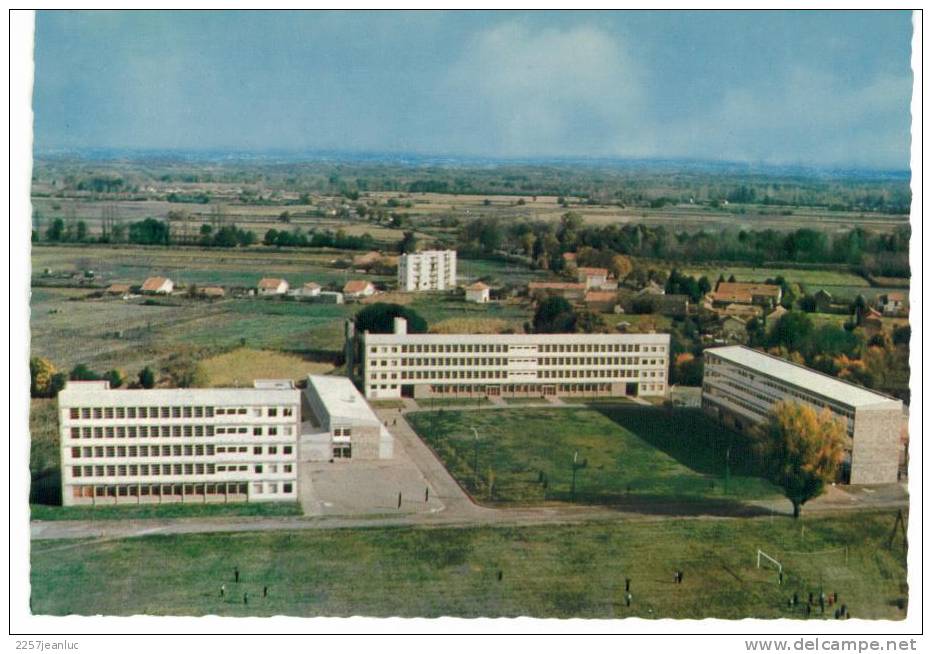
[34, 10, 914, 170]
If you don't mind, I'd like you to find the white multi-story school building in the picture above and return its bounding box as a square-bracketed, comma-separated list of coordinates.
[702, 345, 905, 484]
[57, 379, 301, 506]
[360, 318, 670, 400]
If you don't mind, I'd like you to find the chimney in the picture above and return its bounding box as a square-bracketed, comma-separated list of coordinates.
[393, 316, 408, 335]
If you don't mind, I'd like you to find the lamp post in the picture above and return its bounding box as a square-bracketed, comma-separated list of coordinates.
[724, 444, 731, 495]
[472, 427, 480, 487]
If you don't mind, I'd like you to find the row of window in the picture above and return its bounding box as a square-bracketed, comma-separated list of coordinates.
[369, 342, 662, 355]
[67, 405, 295, 421]
[67, 424, 294, 440]
[71, 461, 295, 478]
[69, 444, 294, 459]
[69, 481, 293, 499]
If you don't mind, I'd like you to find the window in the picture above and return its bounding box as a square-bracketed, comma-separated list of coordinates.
[283, 407, 293, 417]
[268, 427, 278, 436]
[70, 408, 79, 419]
[268, 446, 277, 455]
[254, 446, 262, 455]
[255, 464, 263, 474]
[283, 446, 292, 455]
[268, 408, 278, 417]
[253, 427, 262, 436]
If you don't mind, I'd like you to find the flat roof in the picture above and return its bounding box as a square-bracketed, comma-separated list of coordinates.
[305, 375, 381, 426]
[364, 332, 670, 345]
[705, 345, 902, 409]
[58, 381, 300, 407]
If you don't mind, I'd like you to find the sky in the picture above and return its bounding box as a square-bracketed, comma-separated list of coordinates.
[32, 10, 914, 170]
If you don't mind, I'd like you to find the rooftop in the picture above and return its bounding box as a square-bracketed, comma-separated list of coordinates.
[343, 280, 373, 293]
[258, 277, 286, 289]
[140, 276, 170, 291]
[705, 345, 902, 409]
[58, 380, 300, 406]
[305, 375, 381, 427]
[466, 282, 490, 291]
[366, 331, 670, 345]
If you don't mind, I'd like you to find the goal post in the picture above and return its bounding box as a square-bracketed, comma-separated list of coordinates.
[757, 549, 783, 573]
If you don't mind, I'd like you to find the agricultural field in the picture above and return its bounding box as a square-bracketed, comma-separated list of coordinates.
[407, 405, 779, 505]
[199, 348, 333, 386]
[30, 511, 908, 618]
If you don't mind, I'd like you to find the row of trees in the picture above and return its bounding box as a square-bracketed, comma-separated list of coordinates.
[30, 357, 156, 398]
[457, 214, 910, 278]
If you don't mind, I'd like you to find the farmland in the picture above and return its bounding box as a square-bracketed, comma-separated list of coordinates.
[407, 405, 780, 506]
[30, 511, 907, 618]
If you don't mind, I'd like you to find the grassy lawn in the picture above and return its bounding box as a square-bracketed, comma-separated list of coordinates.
[407, 406, 779, 505]
[30, 502, 302, 522]
[680, 265, 869, 288]
[502, 397, 552, 405]
[30, 511, 908, 618]
[200, 347, 333, 386]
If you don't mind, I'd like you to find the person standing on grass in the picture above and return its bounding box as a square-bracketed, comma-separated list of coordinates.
[263, 586, 269, 598]
[234, 566, 239, 583]
[625, 592, 632, 607]
[244, 592, 248, 605]
[220, 584, 226, 598]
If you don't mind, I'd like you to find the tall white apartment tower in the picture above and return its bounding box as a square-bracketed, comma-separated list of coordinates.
[58, 379, 300, 506]
[398, 250, 457, 292]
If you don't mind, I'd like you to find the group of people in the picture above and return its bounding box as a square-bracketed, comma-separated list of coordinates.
[789, 590, 849, 619]
[219, 566, 270, 606]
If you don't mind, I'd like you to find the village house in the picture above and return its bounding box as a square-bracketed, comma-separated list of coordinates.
[352, 251, 382, 269]
[465, 282, 490, 304]
[637, 280, 666, 296]
[343, 280, 376, 299]
[105, 283, 131, 296]
[140, 276, 174, 295]
[584, 290, 619, 313]
[876, 292, 907, 316]
[812, 288, 834, 312]
[576, 267, 610, 290]
[293, 282, 321, 298]
[257, 278, 289, 296]
[711, 281, 782, 308]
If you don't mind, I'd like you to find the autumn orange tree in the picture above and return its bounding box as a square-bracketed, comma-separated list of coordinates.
[755, 400, 848, 518]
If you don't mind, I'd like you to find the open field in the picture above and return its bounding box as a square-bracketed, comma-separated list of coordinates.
[407, 406, 779, 505]
[199, 348, 333, 386]
[30, 511, 907, 618]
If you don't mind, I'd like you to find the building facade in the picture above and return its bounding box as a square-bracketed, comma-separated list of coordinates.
[701, 345, 904, 485]
[300, 375, 393, 461]
[58, 380, 301, 506]
[360, 318, 670, 400]
[398, 250, 457, 292]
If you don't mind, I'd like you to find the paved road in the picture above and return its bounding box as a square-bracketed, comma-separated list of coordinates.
[30, 407, 910, 543]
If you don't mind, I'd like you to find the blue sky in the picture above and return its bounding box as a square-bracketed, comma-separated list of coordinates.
[33, 10, 914, 169]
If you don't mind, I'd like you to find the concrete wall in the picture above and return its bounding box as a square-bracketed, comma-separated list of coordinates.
[850, 406, 903, 484]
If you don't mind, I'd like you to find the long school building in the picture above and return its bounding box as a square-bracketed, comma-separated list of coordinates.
[701, 345, 904, 485]
[360, 318, 670, 400]
[58, 380, 301, 506]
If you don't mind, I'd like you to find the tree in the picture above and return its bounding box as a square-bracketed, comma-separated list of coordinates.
[398, 231, 419, 254]
[138, 366, 156, 389]
[755, 400, 847, 518]
[105, 369, 126, 388]
[76, 220, 88, 242]
[769, 311, 814, 352]
[69, 363, 102, 381]
[610, 254, 633, 280]
[532, 296, 577, 333]
[163, 359, 209, 388]
[45, 218, 65, 242]
[30, 357, 58, 397]
[354, 303, 428, 334]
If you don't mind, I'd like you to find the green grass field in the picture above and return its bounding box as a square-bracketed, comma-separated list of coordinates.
[30, 511, 908, 618]
[30, 502, 302, 521]
[407, 406, 779, 505]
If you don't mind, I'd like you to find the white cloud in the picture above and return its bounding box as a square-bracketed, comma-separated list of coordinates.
[437, 22, 648, 157]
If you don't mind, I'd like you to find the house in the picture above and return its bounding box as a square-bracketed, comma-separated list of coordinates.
[527, 281, 587, 302]
[876, 292, 907, 316]
[105, 283, 131, 296]
[199, 286, 226, 298]
[140, 277, 173, 295]
[813, 289, 834, 312]
[711, 282, 782, 308]
[637, 281, 666, 296]
[576, 267, 610, 290]
[721, 303, 763, 321]
[861, 308, 885, 338]
[343, 280, 376, 298]
[765, 304, 788, 326]
[465, 282, 490, 304]
[257, 278, 289, 296]
[584, 290, 619, 313]
[562, 252, 577, 264]
[294, 282, 321, 298]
